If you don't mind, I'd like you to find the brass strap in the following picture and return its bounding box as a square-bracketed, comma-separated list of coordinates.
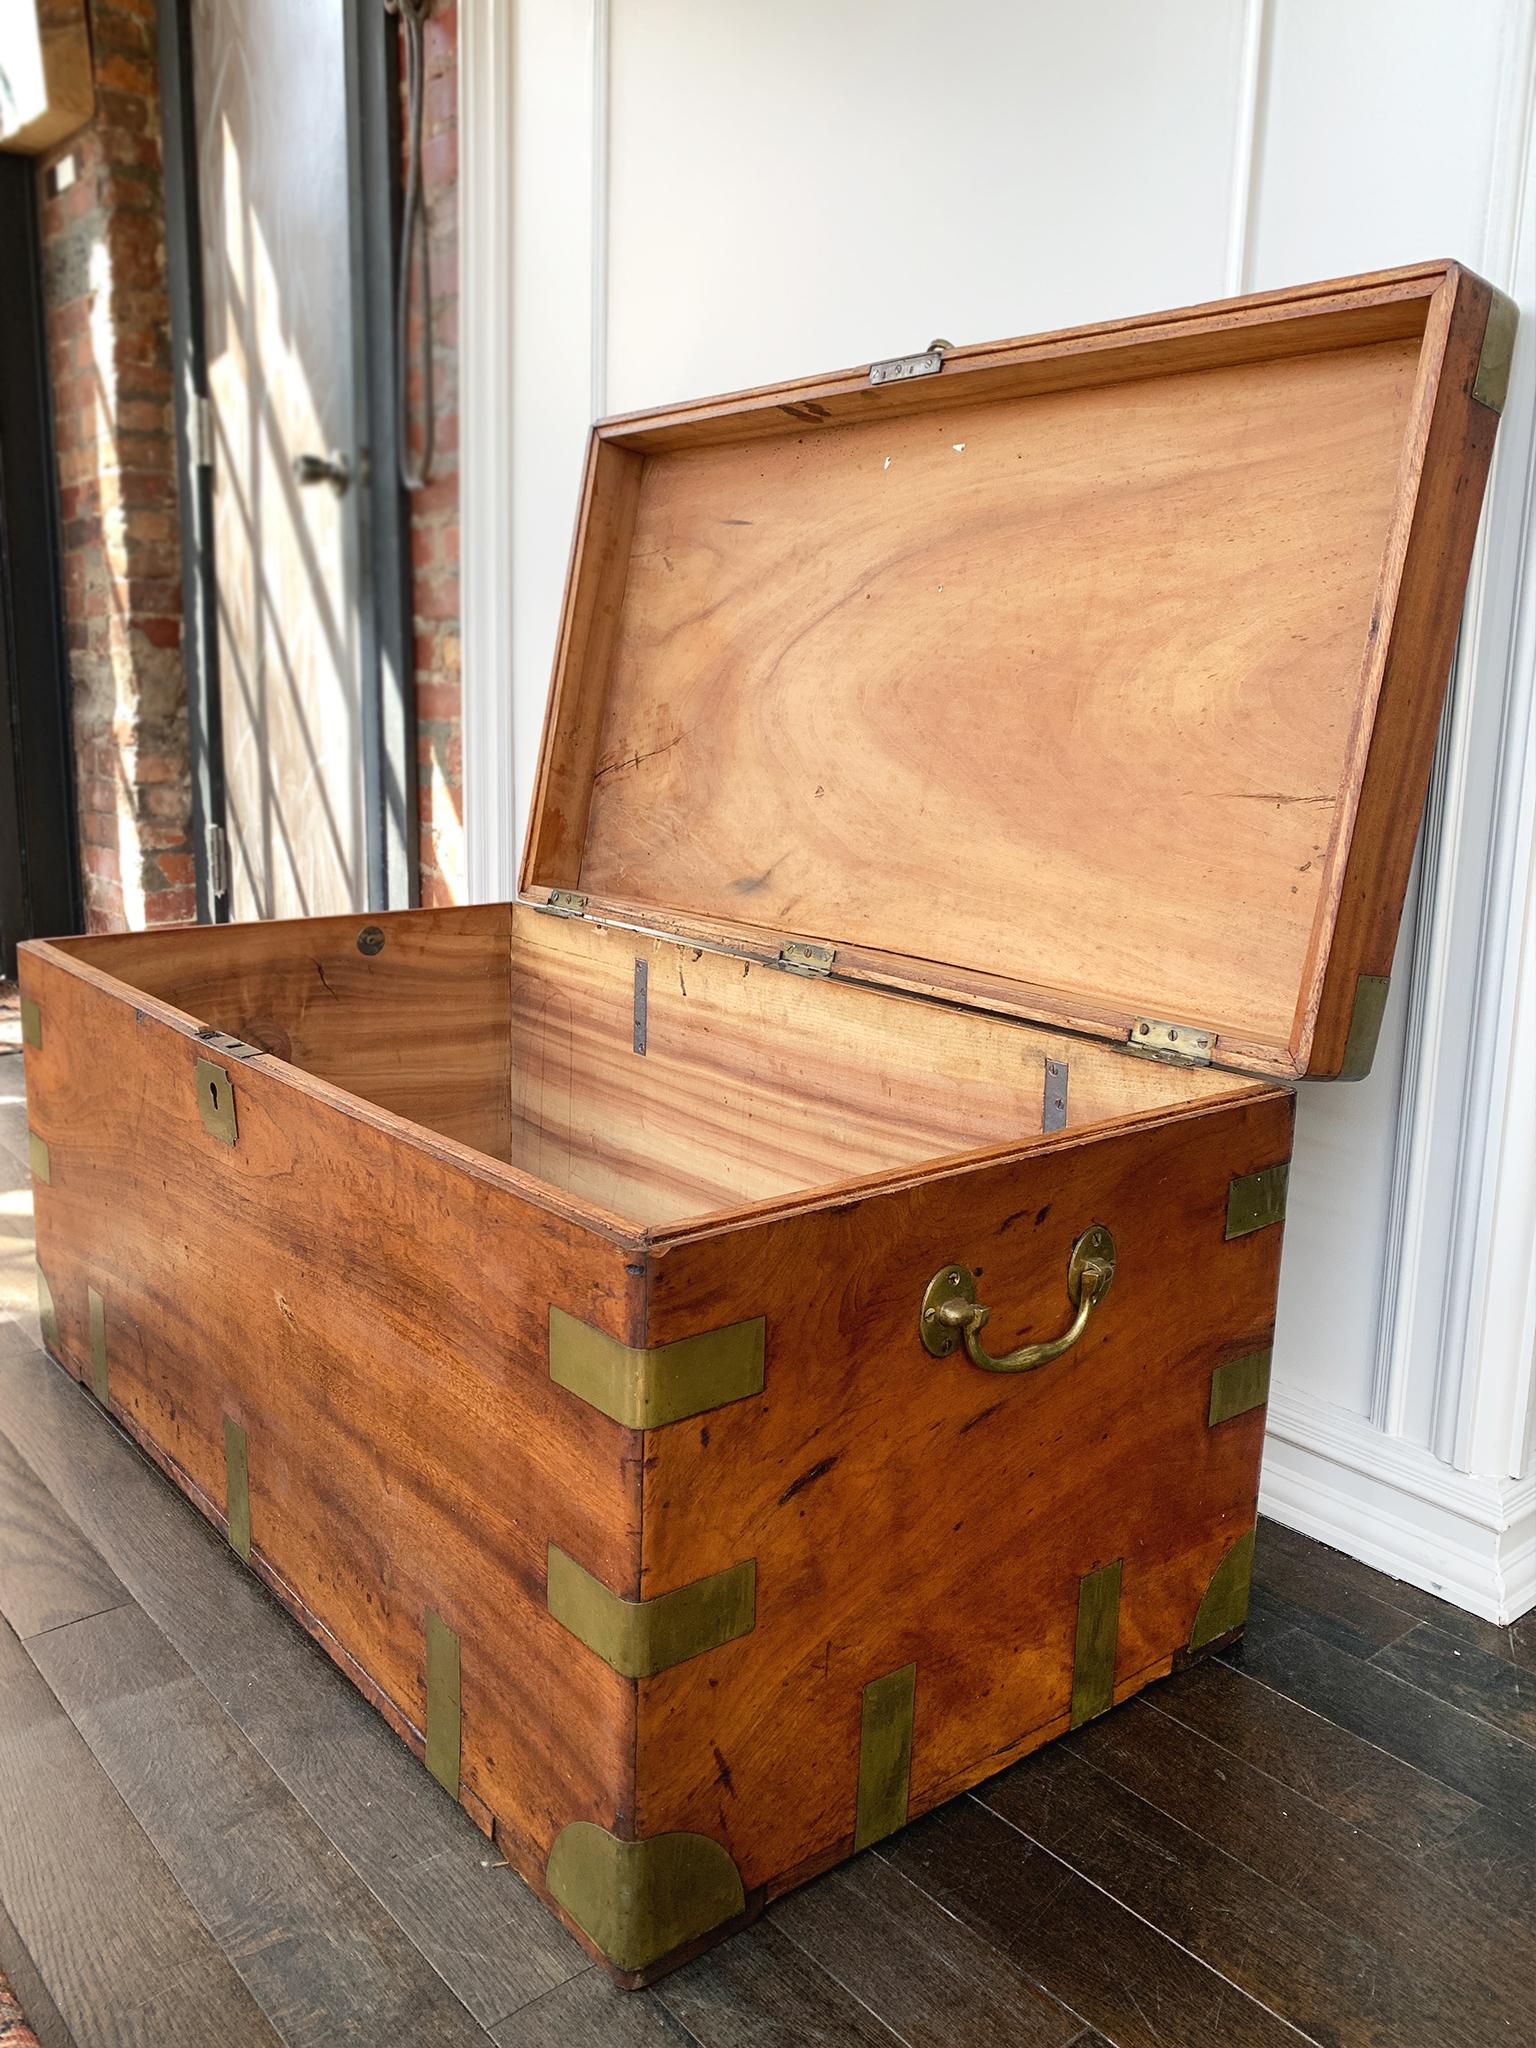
[424, 1610, 462, 1795]
[20, 997, 41, 1050]
[27, 1131, 50, 1185]
[1071, 1559, 1122, 1728]
[35, 1265, 58, 1351]
[87, 1286, 108, 1406]
[854, 1662, 916, 1850]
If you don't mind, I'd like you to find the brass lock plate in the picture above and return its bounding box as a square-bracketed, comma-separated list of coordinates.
[195, 1058, 238, 1145]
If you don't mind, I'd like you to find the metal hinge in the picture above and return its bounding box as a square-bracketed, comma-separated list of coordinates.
[1126, 1016, 1215, 1066]
[205, 821, 229, 899]
[776, 940, 835, 976]
[869, 339, 951, 387]
[191, 393, 214, 468]
[542, 890, 588, 918]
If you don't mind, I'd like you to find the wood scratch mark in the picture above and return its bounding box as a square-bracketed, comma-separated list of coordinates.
[593, 732, 688, 786]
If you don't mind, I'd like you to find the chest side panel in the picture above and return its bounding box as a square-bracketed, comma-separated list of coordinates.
[632, 1089, 1294, 1896]
[19, 945, 642, 1874]
[49, 905, 516, 1158]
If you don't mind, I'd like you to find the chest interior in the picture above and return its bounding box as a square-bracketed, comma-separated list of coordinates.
[54, 905, 1269, 1230]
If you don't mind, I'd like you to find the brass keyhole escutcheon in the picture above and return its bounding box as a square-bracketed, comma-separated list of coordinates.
[920, 1226, 1116, 1372]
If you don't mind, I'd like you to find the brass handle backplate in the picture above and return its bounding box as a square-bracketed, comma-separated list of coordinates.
[920, 1226, 1116, 1373]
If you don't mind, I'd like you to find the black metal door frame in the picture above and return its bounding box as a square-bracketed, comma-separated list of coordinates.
[0, 151, 82, 975]
[157, 0, 419, 922]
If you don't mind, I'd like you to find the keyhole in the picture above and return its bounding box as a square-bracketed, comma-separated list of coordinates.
[209, 1082, 219, 1109]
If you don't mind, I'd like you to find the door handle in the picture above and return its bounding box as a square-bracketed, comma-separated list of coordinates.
[292, 450, 353, 494]
[920, 1226, 1116, 1372]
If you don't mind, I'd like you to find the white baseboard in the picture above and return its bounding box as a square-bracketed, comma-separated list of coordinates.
[1260, 1386, 1536, 1624]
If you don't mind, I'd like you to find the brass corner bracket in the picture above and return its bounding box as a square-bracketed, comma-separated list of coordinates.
[27, 1130, 50, 1185]
[1225, 1163, 1289, 1239]
[546, 1821, 747, 1976]
[547, 1545, 756, 1679]
[1189, 1527, 1256, 1652]
[548, 1305, 765, 1430]
[20, 996, 42, 1050]
[1208, 1348, 1272, 1426]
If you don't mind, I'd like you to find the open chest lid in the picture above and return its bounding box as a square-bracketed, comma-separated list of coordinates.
[521, 261, 1515, 1081]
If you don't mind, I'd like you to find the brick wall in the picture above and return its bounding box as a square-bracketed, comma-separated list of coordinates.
[39, 0, 192, 933]
[406, 0, 463, 908]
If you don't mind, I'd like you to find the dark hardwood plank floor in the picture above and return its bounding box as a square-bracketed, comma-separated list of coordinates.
[1, 1111, 1534, 2045]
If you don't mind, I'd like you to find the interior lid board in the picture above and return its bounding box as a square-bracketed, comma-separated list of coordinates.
[522, 262, 1509, 1081]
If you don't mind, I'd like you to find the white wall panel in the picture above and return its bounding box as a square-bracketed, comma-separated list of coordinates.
[604, 0, 1250, 411]
[1247, 0, 1511, 291]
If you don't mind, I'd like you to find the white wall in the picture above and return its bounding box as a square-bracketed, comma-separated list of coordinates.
[464, 0, 1536, 1617]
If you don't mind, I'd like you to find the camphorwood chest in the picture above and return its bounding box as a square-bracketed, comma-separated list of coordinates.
[19, 260, 1514, 1982]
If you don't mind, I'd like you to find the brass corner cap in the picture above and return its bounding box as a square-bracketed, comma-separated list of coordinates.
[1189, 1526, 1256, 1651]
[1473, 286, 1518, 414]
[547, 1544, 756, 1679]
[546, 1821, 746, 1975]
[548, 1304, 764, 1429]
[1338, 973, 1390, 1081]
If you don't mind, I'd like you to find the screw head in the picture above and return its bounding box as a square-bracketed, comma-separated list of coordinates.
[357, 925, 385, 957]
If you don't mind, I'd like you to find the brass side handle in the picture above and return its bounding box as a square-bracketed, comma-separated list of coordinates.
[920, 1226, 1116, 1373]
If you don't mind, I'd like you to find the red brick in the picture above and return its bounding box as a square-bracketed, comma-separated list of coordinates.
[144, 887, 197, 924]
[412, 571, 458, 622]
[141, 784, 186, 821]
[130, 616, 178, 653]
[415, 679, 463, 722]
[136, 821, 188, 852]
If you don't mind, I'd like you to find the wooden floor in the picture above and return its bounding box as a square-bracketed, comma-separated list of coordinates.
[1, 1027, 1534, 2047]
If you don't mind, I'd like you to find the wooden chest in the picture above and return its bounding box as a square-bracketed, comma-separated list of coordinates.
[19, 261, 1513, 1984]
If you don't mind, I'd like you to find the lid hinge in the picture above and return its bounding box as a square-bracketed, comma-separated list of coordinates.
[1127, 1016, 1215, 1066]
[776, 940, 836, 977]
[869, 339, 951, 386]
[541, 890, 589, 919]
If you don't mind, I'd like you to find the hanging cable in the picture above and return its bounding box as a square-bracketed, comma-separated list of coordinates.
[387, 0, 434, 490]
